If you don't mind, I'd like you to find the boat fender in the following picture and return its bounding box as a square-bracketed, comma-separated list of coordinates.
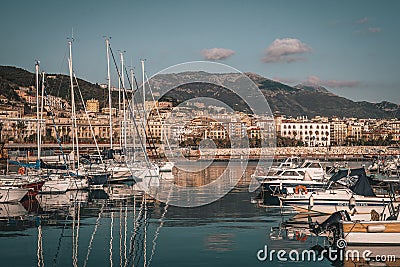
[349, 196, 356, 208]
[367, 225, 386, 233]
[309, 195, 314, 207]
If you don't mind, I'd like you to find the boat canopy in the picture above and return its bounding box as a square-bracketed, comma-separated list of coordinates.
[39, 159, 68, 170]
[8, 159, 40, 169]
[329, 168, 375, 197]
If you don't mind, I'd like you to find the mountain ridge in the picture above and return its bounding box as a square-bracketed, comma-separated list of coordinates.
[0, 65, 398, 119]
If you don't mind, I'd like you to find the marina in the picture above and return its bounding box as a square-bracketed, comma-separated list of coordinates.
[0, 159, 399, 266]
[1, 1, 399, 266]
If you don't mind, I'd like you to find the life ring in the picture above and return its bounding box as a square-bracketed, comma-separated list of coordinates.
[18, 167, 25, 175]
[295, 185, 308, 194]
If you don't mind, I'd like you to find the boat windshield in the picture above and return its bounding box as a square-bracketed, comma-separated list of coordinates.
[281, 171, 298, 177]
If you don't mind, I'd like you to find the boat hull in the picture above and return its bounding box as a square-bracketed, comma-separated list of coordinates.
[342, 221, 400, 245]
[41, 179, 70, 193]
[281, 189, 396, 215]
[0, 188, 28, 203]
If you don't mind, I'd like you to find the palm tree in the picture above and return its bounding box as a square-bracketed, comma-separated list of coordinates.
[16, 121, 26, 142]
[0, 122, 3, 142]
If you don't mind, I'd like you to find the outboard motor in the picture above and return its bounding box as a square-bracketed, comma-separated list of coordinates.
[310, 210, 350, 235]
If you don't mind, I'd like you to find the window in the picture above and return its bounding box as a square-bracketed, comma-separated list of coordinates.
[309, 163, 321, 168]
[297, 171, 305, 176]
[282, 171, 297, 176]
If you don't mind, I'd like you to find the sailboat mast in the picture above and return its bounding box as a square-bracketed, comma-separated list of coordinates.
[118, 53, 122, 149]
[39, 71, 45, 161]
[120, 52, 127, 150]
[105, 38, 113, 150]
[35, 61, 40, 161]
[68, 40, 79, 170]
[130, 68, 136, 162]
[141, 60, 146, 127]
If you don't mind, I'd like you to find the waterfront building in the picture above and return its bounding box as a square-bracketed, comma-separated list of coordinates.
[280, 120, 331, 147]
[330, 120, 347, 146]
[389, 120, 400, 142]
[347, 123, 363, 144]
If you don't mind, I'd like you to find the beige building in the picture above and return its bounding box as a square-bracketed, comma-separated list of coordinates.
[388, 120, 400, 142]
[86, 99, 100, 113]
[330, 121, 347, 146]
[347, 124, 363, 143]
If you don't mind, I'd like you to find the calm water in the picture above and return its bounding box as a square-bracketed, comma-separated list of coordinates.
[0, 161, 386, 267]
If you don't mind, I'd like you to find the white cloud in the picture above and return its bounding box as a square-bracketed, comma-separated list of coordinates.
[305, 75, 360, 88]
[201, 48, 235, 60]
[262, 38, 312, 63]
[356, 17, 369, 24]
[368, 27, 381, 33]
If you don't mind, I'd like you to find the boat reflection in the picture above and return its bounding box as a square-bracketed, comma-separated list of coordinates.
[0, 203, 28, 218]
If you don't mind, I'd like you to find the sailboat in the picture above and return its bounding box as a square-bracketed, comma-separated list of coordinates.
[102, 39, 160, 186]
[0, 65, 47, 195]
[33, 51, 90, 191]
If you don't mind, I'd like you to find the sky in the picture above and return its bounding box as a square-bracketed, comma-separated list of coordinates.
[1, 0, 399, 103]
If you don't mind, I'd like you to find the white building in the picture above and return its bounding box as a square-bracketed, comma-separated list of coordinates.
[281, 121, 330, 147]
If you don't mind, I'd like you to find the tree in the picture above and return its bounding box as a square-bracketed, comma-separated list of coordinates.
[16, 121, 26, 142]
[0, 122, 3, 142]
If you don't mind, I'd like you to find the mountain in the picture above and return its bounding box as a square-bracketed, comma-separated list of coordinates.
[294, 83, 332, 94]
[152, 71, 399, 119]
[242, 73, 398, 118]
[0, 66, 112, 110]
[0, 66, 398, 119]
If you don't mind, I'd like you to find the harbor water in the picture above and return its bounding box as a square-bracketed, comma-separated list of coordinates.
[0, 161, 395, 267]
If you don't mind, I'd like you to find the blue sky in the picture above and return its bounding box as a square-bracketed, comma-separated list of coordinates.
[1, 0, 399, 103]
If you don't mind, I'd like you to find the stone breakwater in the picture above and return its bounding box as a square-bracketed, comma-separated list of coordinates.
[197, 146, 399, 160]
